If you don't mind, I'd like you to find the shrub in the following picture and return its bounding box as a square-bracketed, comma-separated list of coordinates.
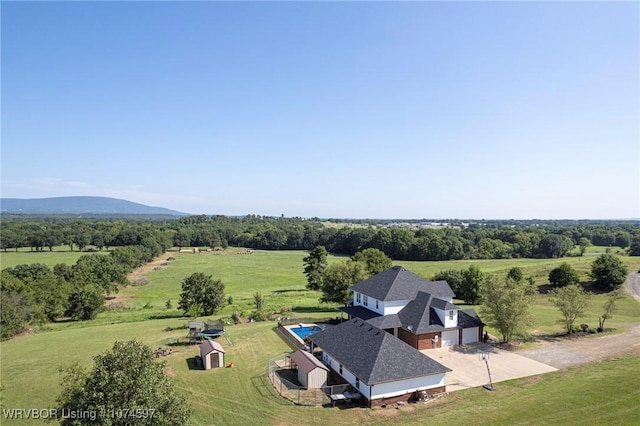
[231, 311, 241, 324]
[579, 324, 589, 332]
[227, 296, 233, 306]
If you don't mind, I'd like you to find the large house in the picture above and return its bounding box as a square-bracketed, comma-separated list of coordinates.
[340, 266, 483, 350]
[308, 266, 484, 406]
[309, 318, 450, 407]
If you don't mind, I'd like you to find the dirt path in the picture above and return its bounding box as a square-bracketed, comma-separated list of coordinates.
[518, 323, 640, 368]
[127, 253, 175, 283]
[625, 272, 640, 303]
[518, 273, 640, 368]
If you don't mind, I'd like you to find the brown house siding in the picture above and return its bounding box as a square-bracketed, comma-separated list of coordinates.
[398, 329, 442, 350]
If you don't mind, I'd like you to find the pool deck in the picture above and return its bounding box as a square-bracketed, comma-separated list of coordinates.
[282, 323, 318, 347]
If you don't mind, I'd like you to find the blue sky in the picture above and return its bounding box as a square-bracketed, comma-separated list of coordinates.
[2, 1, 638, 219]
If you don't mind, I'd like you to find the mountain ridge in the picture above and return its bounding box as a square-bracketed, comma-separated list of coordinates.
[0, 196, 189, 216]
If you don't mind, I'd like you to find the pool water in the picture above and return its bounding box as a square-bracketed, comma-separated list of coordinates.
[291, 325, 322, 340]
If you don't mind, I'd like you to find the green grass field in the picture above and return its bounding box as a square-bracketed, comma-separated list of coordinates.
[1, 248, 639, 425]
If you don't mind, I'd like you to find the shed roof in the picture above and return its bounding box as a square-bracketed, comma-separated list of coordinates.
[290, 350, 329, 374]
[350, 266, 455, 301]
[309, 318, 450, 385]
[199, 339, 225, 356]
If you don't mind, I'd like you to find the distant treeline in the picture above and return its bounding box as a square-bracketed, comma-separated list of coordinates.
[2, 215, 639, 259]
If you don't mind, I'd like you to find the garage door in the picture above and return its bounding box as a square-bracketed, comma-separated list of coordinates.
[441, 330, 458, 347]
[462, 327, 479, 344]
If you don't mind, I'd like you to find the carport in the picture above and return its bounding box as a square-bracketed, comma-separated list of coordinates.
[424, 343, 557, 392]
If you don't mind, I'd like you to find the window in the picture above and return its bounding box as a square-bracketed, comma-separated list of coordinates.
[355, 378, 360, 389]
[376, 300, 379, 309]
[356, 293, 361, 303]
[449, 311, 454, 321]
[363, 295, 368, 306]
[339, 364, 343, 375]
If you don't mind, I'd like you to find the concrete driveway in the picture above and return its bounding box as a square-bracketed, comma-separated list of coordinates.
[423, 343, 557, 392]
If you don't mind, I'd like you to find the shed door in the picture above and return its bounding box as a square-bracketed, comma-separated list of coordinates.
[211, 353, 219, 368]
[462, 327, 479, 344]
[441, 330, 458, 347]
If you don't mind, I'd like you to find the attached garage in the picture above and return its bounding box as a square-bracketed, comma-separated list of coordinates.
[290, 350, 328, 389]
[462, 327, 480, 344]
[199, 340, 225, 370]
[441, 330, 459, 347]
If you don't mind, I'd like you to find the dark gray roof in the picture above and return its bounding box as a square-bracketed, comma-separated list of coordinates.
[351, 266, 455, 301]
[366, 314, 403, 330]
[397, 292, 446, 334]
[458, 309, 484, 328]
[309, 318, 450, 385]
[338, 305, 382, 321]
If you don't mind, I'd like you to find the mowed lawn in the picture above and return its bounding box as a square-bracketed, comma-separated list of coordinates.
[2, 318, 639, 425]
[1, 248, 640, 425]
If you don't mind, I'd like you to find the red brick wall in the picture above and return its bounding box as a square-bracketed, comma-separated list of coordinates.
[398, 329, 442, 350]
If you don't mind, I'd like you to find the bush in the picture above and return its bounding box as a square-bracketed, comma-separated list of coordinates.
[134, 278, 149, 286]
[231, 311, 241, 324]
[579, 324, 589, 332]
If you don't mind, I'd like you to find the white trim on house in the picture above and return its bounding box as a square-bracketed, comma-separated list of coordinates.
[321, 351, 445, 401]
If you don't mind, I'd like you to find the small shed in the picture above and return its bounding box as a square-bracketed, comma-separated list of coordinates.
[199, 340, 225, 370]
[290, 350, 328, 389]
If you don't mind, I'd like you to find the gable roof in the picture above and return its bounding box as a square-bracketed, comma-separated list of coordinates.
[309, 318, 450, 385]
[458, 309, 484, 328]
[397, 292, 447, 334]
[351, 266, 455, 301]
[290, 350, 329, 374]
[199, 339, 225, 355]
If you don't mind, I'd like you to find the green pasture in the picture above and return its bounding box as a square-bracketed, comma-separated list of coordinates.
[1, 248, 639, 425]
[1, 317, 639, 425]
[0, 247, 108, 269]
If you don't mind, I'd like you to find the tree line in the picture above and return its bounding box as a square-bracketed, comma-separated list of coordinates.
[0, 242, 164, 340]
[2, 215, 639, 260]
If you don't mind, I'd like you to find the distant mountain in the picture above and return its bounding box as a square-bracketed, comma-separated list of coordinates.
[0, 196, 189, 216]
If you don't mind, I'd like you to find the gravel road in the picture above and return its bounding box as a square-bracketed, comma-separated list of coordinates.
[518, 273, 640, 369]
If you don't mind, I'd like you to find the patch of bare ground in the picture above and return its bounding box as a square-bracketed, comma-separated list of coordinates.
[127, 253, 175, 283]
[518, 323, 640, 369]
[163, 367, 175, 377]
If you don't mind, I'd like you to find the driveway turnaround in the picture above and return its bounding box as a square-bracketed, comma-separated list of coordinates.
[423, 343, 557, 392]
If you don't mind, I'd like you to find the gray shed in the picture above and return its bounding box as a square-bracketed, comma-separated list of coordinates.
[290, 350, 328, 389]
[199, 340, 225, 370]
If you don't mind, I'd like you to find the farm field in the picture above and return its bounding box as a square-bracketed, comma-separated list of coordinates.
[1, 248, 640, 425]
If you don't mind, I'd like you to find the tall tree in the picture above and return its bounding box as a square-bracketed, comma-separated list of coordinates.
[460, 265, 484, 304]
[548, 263, 580, 288]
[178, 273, 226, 316]
[351, 248, 392, 277]
[480, 275, 535, 343]
[303, 246, 328, 291]
[590, 254, 628, 291]
[549, 284, 591, 334]
[319, 261, 366, 305]
[57, 340, 191, 426]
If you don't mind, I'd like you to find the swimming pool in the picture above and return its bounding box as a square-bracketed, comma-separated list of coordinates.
[290, 325, 323, 340]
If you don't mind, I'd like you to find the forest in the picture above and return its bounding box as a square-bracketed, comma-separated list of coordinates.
[1, 214, 639, 260]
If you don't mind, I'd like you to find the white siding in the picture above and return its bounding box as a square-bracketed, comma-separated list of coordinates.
[462, 327, 479, 344]
[380, 300, 409, 315]
[322, 352, 371, 397]
[371, 373, 446, 400]
[322, 351, 445, 401]
[434, 308, 458, 328]
[441, 330, 458, 347]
